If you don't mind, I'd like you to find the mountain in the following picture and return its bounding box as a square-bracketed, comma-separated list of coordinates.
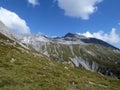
[0, 21, 120, 89]
[19, 33, 120, 79]
[55, 33, 119, 50]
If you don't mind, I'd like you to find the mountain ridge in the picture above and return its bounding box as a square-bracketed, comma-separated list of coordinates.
[18, 32, 120, 79]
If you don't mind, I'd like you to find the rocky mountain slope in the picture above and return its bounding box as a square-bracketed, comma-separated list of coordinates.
[0, 21, 120, 89]
[19, 33, 120, 79]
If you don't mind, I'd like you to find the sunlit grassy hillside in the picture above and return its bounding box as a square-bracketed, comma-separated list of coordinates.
[0, 33, 120, 90]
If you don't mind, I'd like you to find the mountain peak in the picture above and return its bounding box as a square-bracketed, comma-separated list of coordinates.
[63, 33, 87, 40]
[64, 33, 75, 37]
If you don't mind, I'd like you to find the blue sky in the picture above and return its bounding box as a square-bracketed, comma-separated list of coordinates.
[0, 0, 120, 48]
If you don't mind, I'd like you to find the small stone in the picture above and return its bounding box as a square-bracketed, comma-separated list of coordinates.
[64, 66, 68, 70]
[11, 58, 16, 63]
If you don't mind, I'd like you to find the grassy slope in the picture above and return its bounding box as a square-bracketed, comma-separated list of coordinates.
[0, 34, 120, 90]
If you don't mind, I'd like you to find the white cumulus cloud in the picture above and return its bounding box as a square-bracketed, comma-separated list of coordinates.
[28, 0, 39, 6]
[81, 28, 120, 44]
[0, 7, 30, 34]
[57, 0, 103, 20]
